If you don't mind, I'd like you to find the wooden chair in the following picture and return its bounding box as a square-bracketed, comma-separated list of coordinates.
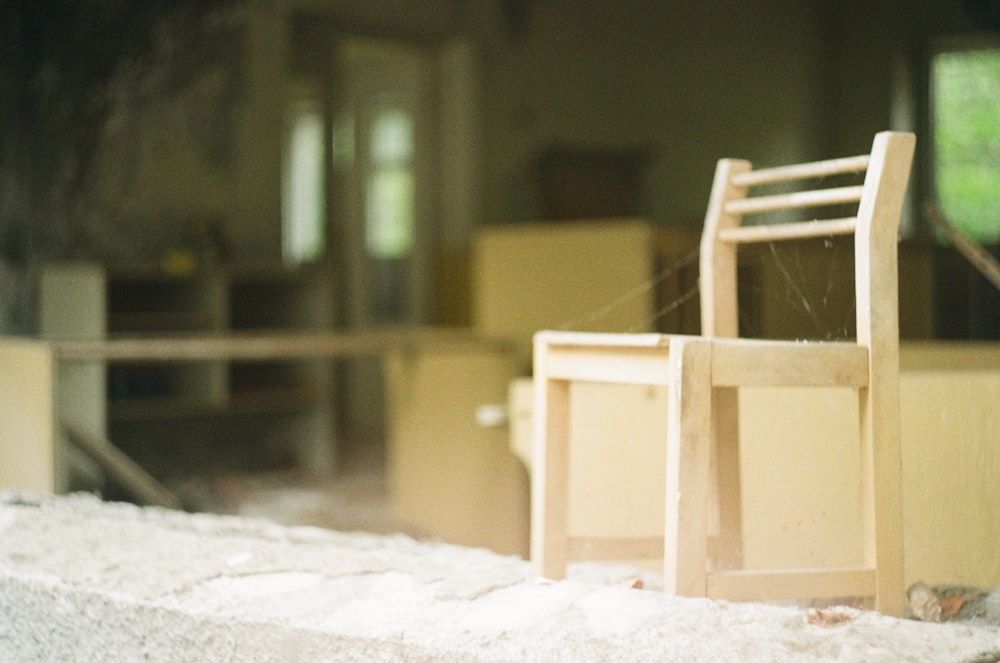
[531, 131, 915, 616]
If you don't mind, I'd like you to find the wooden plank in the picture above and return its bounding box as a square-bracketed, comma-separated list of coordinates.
[711, 340, 868, 387]
[724, 185, 864, 216]
[717, 218, 857, 244]
[924, 202, 1000, 293]
[707, 567, 876, 602]
[738, 386, 863, 572]
[0, 339, 57, 493]
[731, 154, 869, 187]
[567, 381, 668, 541]
[543, 344, 673, 385]
[53, 328, 511, 363]
[536, 330, 667, 348]
[63, 422, 182, 510]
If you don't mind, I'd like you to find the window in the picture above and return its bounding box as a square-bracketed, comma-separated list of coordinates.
[365, 107, 415, 259]
[930, 46, 1000, 243]
[282, 88, 326, 264]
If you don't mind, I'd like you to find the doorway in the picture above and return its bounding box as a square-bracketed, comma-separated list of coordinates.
[331, 36, 433, 328]
[331, 37, 435, 468]
[283, 25, 480, 471]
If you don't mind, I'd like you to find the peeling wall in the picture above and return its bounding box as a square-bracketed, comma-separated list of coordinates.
[0, 1, 249, 333]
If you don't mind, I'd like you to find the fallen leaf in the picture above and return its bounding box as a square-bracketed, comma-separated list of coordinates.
[605, 575, 644, 590]
[939, 594, 965, 617]
[806, 609, 853, 627]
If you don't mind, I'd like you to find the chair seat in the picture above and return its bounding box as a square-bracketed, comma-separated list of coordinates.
[537, 330, 869, 388]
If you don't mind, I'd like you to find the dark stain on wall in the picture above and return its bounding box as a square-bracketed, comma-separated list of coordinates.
[0, 0, 239, 333]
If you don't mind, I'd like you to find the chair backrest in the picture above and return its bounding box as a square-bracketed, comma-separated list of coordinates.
[699, 132, 916, 355]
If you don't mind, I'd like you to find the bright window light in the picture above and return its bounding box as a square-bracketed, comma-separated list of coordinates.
[932, 47, 1000, 242]
[365, 108, 415, 259]
[282, 97, 326, 264]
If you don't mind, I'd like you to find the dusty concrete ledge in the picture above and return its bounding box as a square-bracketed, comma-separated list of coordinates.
[2, 493, 999, 662]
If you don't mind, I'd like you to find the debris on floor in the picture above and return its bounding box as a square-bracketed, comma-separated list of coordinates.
[2, 492, 1000, 662]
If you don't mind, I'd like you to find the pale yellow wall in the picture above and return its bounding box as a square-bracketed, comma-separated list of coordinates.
[473, 219, 655, 367]
[900, 371, 1000, 586]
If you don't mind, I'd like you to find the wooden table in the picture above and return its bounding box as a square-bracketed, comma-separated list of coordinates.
[0, 328, 510, 503]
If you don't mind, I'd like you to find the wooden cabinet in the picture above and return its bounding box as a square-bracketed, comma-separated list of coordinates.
[41, 263, 337, 492]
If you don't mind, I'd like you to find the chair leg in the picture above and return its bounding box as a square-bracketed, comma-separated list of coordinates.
[531, 373, 571, 579]
[859, 386, 905, 616]
[663, 339, 712, 597]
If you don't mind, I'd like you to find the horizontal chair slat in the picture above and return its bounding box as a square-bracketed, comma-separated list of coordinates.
[725, 185, 864, 216]
[707, 567, 876, 601]
[54, 328, 510, 363]
[543, 344, 673, 385]
[711, 340, 869, 387]
[731, 154, 870, 187]
[717, 218, 857, 244]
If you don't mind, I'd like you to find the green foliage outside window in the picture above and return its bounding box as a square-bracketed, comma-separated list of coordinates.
[933, 48, 1000, 243]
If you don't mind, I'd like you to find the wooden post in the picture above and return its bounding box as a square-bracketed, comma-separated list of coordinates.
[0, 339, 57, 493]
[63, 422, 182, 510]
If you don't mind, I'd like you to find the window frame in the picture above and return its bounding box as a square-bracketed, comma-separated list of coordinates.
[924, 33, 1000, 243]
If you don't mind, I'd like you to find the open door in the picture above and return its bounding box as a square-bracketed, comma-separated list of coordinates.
[283, 27, 480, 467]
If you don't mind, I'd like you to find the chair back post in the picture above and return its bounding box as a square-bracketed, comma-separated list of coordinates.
[699, 159, 751, 338]
[854, 131, 915, 355]
[698, 158, 751, 569]
[854, 130, 915, 615]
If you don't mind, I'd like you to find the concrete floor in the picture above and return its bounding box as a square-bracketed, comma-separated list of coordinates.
[2, 491, 1000, 662]
[166, 436, 423, 539]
